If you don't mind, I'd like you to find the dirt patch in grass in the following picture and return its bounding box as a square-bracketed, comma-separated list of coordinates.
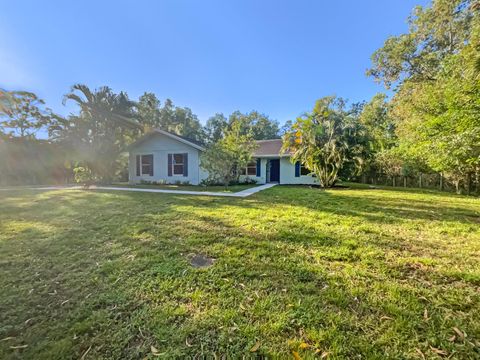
[189, 254, 215, 268]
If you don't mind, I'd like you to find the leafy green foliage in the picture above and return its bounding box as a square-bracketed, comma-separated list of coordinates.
[365, 0, 480, 194]
[200, 121, 257, 186]
[367, 0, 473, 88]
[0, 91, 54, 138]
[228, 110, 280, 140]
[205, 111, 280, 143]
[359, 93, 396, 152]
[284, 96, 368, 187]
[73, 166, 97, 188]
[137, 93, 206, 144]
[49, 84, 139, 184]
[393, 13, 479, 191]
[0, 89, 20, 119]
[205, 113, 229, 143]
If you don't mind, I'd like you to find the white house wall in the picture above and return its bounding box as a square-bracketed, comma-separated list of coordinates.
[239, 158, 267, 184]
[129, 133, 204, 185]
[279, 157, 317, 185]
[239, 157, 317, 185]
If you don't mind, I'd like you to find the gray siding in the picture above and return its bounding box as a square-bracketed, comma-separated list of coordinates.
[129, 133, 206, 185]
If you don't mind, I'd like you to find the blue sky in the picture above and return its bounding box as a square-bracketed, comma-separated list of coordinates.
[0, 0, 427, 127]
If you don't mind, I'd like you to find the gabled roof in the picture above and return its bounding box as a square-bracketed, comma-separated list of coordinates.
[129, 129, 205, 151]
[253, 139, 292, 157]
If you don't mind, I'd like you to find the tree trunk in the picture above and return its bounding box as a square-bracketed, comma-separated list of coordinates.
[467, 173, 472, 195]
[392, 176, 396, 187]
[439, 173, 443, 191]
[403, 176, 407, 188]
[475, 168, 479, 194]
[419, 173, 423, 188]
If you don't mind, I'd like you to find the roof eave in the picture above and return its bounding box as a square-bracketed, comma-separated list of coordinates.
[253, 154, 291, 158]
[154, 129, 205, 151]
[128, 129, 205, 152]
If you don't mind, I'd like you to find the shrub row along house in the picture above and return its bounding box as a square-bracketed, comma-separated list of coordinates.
[128, 129, 317, 185]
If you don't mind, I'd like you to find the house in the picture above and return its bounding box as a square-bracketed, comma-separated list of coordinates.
[128, 130, 318, 185]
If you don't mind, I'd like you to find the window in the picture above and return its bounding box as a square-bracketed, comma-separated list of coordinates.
[300, 164, 310, 176]
[172, 153, 185, 176]
[137, 154, 153, 176]
[240, 161, 257, 176]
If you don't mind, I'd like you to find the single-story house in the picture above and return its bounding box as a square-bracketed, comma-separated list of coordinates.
[128, 129, 317, 185]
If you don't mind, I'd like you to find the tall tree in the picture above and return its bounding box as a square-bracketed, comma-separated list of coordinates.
[367, 0, 473, 88]
[171, 106, 206, 143]
[200, 121, 257, 187]
[366, 0, 480, 193]
[137, 94, 206, 144]
[137, 92, 161, 129]
[0, 91, 54, 138]
[205, 113, 228, 143]
[0, 89, 20, 118]
[283, 96, 356, 188]
[359, 93, 396, 152]
[390, 26, 480, 192]
[228, 111, 280, 140]
[50, 84, 139, 183]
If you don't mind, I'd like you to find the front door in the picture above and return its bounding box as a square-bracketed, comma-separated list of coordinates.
[269, 159, 280, 182]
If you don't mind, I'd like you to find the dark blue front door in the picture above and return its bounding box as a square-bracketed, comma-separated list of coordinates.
[269, 159, 280, 182]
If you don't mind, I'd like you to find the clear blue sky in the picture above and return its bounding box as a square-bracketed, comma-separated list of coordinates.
[0, 0, 427, 126]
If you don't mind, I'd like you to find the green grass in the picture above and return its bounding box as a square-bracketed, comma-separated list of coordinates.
[0, 185, 479, 359]
[109, 182, 257, 193]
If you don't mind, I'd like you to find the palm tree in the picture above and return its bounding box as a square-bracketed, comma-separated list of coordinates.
[53, 84, 140, 183]
[282, 96, 351, 188]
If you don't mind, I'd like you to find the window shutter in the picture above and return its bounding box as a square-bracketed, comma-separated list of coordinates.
[168, 154, 172, 176]
[183, 153, 188, 177]
[149, 154, 154, 176]
[136, 155, 140, 176]
[295, 161, 300, 177]
[256, 158, 261, 177]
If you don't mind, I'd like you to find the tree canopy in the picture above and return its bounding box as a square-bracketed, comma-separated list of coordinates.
[364, 0, 480, 193]
[283, 96, 367, 187]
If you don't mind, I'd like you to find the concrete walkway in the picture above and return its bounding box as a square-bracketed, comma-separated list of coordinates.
[0, 183, 277, 198]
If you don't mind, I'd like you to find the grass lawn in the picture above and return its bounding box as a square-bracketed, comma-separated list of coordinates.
[109, 182, 258, 193]
[0, 185, 479, 359]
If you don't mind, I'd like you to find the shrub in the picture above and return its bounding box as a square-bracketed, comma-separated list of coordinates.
[73, 166, 97, 189]
[241, 177, 257, 185]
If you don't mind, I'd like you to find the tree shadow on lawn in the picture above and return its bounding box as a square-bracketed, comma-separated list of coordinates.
[149, 202, 480, 358]
[260, 185, 480, 225]
[1, 188, 479, 359]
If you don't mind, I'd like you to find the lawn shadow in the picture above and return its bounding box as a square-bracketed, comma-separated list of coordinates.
[1, 187, 479, 358]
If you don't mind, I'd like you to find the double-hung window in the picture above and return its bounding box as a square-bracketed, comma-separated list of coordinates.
[172, 153, 185, 175]
[136, 154, 153, 176]
[240, 161, 257, 176]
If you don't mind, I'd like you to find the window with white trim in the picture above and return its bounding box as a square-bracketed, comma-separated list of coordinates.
[172, 153, 185, 175]
[138, 154, 153, 176]
[240, 161, 257, 176]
